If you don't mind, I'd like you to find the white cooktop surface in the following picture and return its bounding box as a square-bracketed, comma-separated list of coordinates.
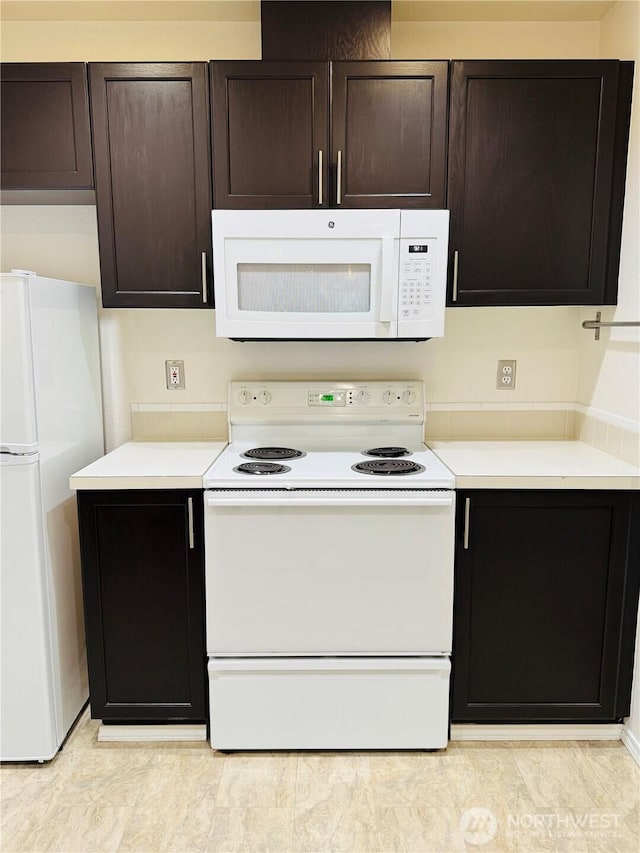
[203, 380, 453, 489]
[203, 441, 455, 489]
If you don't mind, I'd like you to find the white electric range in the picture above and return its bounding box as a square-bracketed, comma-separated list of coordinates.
[202, 381, 455, 750]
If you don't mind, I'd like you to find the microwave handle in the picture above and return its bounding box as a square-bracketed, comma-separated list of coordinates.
[378, 237, 397, 323]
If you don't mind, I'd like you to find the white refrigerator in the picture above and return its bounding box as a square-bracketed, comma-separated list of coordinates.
[0, 270, 104, 761]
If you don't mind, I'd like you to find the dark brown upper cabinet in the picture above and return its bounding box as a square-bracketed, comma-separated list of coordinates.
[90, 62, 213, 308]
[1, 63, 93, 190]
[332, 61, 448, 209]
[211, 60, 448, 209]
[447, 60, 633, 306]
[211, 62, 329, 209]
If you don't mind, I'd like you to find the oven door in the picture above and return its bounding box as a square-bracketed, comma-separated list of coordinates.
[204, 490, 455, 656]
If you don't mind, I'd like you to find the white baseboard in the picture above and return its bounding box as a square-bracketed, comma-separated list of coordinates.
[98, 724, 207, 743]
[94, 722, 632, 748]
[450, 723, 624, 742]
[621, 726, 640, 766]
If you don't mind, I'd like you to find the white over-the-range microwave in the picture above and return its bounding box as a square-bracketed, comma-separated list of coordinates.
[211, 209, 449, 340]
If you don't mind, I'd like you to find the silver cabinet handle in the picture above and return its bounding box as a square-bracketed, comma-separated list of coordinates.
[452, 250, 459, 302]
[187, 497, 195, 549]
[201, 252, 207, 304]
[463, 497, 471, 550]
[336, 149, 342, 205]
[318, 149, 323, 205]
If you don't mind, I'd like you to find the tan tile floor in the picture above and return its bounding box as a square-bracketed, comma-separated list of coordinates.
[1, 710, 639, 852]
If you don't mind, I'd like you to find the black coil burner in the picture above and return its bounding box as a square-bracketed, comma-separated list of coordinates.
[242, 447, 305, 461]
[362, 446, 412, 458]
[234, 462, 291, 475]
[352, 459, 425, 476]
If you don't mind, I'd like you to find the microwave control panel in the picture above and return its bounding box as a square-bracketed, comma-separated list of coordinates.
[398, 239, 436, 321]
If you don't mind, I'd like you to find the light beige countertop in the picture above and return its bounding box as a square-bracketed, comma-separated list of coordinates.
[70, 439, 639, 491]
[70, 441, 227, 490]
[429, 440, 640, 490]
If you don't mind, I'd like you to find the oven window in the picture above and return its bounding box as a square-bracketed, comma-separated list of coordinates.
[237, 264, 371, 312]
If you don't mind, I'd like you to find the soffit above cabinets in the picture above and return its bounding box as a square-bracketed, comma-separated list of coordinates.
[0, 0, 617, 22]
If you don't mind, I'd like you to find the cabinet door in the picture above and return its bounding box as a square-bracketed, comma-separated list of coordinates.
[452, 491, 640, 722]
[211, 61, 329, 208]
[90, 63, 212, 308]
[1, 63, 93, 189]
[331, 61, 448, 208]
[448, 60, 633, 305]
[78, 490, 207, 722]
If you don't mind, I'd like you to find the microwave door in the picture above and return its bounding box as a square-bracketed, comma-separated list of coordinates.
[216, 238, 397, 339]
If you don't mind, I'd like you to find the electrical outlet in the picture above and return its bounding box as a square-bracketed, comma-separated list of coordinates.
[165, 360, 185, 390]
[497, 359, 516, 390]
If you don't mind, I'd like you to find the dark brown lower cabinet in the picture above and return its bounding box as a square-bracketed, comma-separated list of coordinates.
[77, 490, 207, 722]
[452, 490, 640, 722]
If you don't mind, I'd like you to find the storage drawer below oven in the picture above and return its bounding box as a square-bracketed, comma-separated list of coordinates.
[208, 657, 450, 750]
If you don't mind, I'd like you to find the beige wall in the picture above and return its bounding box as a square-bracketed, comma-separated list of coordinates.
[0, 8, 637, 454]
[576, 0, 640, 426]
[0, 20, 261, 61]
[586, 0, 640, 764]
[1, 15, 599, 63]
[392, 20, 600, 58]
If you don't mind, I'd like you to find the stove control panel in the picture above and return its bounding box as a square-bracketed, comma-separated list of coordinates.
[230, 382, 424, 423]
[306, 389, 375, 407]
[308, 390, 346, 406]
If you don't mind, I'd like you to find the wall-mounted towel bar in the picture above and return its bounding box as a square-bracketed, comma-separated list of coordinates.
[582, 311, 640, 340]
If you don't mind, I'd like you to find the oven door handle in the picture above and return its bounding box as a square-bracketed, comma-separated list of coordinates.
[206, 493, 454, 508]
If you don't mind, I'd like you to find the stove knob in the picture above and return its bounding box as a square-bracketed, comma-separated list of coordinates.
[403, 389, 416, 404]
[258, 390, 272, 405]
[238, 389, 251, 405]
[383, 390, 396, 405]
